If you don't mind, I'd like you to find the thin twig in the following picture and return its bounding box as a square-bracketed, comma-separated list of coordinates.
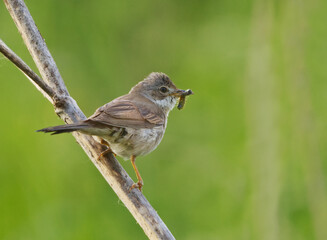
[4, 0, 69, 97]
[0, 39, 55, 102]
[2, 0, 175, 239]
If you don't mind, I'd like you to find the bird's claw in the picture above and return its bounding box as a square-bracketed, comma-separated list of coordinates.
[97, 147, 115, 161]
[129, 181, 143, 192]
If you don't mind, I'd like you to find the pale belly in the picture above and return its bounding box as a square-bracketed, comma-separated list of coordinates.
[102, 126, 165, 160]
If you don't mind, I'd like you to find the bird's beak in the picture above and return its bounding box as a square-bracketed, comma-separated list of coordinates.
[171, 89, 194, 97]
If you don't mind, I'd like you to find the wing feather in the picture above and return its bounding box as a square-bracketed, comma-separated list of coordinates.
[88, 99, 165, 129]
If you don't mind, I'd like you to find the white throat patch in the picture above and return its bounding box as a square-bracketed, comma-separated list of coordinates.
[153, 96, 177, 114]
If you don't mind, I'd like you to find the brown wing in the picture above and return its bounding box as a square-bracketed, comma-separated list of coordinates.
[87, 98, 165, 129]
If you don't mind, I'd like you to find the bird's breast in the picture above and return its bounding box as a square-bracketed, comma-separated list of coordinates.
[102, 126, 166, 160]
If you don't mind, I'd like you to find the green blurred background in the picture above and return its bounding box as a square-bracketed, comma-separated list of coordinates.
[1, 0, 327, 239]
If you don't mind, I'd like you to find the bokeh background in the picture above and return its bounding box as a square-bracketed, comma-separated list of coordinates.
[1, 0, 327, 239]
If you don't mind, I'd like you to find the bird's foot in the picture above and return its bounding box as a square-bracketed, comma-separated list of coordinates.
[97, 148, 114, 160]
[129, 155, 143, 192]
[97, 139, 116, 160]
[129, 181, 143, 192]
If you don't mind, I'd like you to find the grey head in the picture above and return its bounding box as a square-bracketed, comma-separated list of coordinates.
[130, 72, 184, 114]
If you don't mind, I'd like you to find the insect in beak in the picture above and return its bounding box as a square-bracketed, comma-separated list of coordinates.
[172, 89, 193, 110]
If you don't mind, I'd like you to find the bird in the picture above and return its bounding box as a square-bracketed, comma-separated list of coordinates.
[37, 72, 193, 191]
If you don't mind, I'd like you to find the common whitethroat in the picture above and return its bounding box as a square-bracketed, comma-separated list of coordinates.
[37, 72, 193, 191]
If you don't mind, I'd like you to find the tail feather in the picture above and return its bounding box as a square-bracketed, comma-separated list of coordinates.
[36, 123, 90, 135]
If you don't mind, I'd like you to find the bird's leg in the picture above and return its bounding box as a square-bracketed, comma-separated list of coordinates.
[97, 138, 115, 160]
[129, 155, 143, 191]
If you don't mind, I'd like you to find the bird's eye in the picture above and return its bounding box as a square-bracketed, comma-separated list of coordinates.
[159, 86, 168, 93]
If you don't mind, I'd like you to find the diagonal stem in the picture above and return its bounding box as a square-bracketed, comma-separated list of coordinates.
[0, 39, 55, 102]
[4, 0, 69, 97]
[2, 0, 175, 239]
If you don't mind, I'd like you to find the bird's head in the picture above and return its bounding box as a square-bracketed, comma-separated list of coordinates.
[130, 72, 193, 114]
